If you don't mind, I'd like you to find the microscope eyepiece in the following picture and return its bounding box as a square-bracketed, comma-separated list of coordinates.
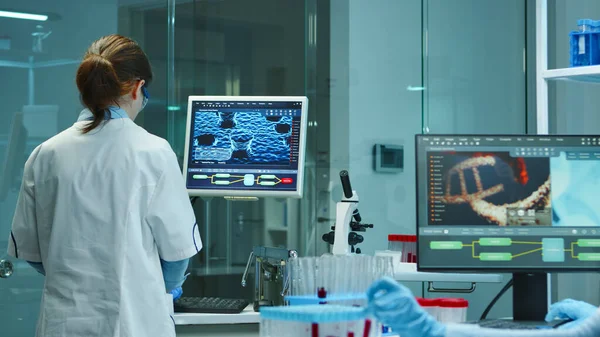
[340, 170, 353, 199]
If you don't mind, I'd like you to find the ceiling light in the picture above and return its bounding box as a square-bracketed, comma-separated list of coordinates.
[0, 10, 48, 21]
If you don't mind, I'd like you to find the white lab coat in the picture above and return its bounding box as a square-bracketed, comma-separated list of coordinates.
[8, 108, 202, 337]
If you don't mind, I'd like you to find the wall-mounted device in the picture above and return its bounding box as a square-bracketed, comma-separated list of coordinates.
[373, 144, 403, 173]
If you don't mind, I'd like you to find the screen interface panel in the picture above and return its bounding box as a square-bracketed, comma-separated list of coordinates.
[185, 99, 303, 195]
[416, 135, 600, 271]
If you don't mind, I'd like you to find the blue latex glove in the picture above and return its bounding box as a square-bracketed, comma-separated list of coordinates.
[367, 277, 446, 337]
[545, 299, 598, 329]
[160, 258, 189, 292]
[170, 287, 183, 301]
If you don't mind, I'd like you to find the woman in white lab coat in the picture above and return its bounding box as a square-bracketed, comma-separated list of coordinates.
[7, 34, 202, 337]
[368, 277, 600, 337]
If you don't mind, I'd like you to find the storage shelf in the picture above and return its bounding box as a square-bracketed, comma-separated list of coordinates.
[542, 65, 600, 83]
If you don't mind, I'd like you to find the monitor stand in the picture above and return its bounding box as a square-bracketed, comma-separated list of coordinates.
[512, 273, 548, 321]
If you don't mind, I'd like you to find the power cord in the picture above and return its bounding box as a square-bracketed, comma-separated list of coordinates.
[479, 278, 514, 321]
[190, 197, 198, 206]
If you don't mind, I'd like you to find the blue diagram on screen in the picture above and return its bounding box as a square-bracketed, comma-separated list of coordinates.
[185, 99, 304, 195]
[192, 111, 292, 165]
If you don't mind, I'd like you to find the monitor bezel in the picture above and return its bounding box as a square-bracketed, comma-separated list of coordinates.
[183, 95, 308, 198]
[415, 133, 600, 273]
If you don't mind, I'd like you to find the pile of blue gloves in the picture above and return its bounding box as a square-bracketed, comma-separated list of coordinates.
[367, 277, 598, 337]
[545, 299, 598, 329]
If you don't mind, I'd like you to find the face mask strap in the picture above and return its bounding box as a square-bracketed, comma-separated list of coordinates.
[142, 85, 149, 100]
[140, 83, 149, 111]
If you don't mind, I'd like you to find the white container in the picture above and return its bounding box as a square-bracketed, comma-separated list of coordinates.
[417, 298, 439, 320]
[388, 234, 417, 263]
[437, 298, 468, 323]
[374, 250, 404, 274]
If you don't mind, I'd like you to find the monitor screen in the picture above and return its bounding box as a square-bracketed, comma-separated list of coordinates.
[416, 135, 600, 272]
[183, 96, 308, 198]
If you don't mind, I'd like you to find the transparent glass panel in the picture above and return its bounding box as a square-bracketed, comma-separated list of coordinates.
[424, 0, 527, 134]
[157, 0, 321, 300]
[421, 0, 527, 320]
[328, 0, 423, 254]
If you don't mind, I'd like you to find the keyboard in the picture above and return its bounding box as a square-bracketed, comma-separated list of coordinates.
[472, 319, 546, 330]
[174, 297, 249, 314]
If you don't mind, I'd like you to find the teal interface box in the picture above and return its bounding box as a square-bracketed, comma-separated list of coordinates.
[542, 238, 565, 263]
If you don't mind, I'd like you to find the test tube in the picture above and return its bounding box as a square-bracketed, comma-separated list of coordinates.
[290, 257, 299, 296]
[304, 257, 315, 295]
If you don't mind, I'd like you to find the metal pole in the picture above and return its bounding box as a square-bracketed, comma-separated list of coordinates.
[536, 0, 552, 311]
[225, 200, 231, 267]
[167, 0, 176, 146]
[28, 56, 34, 105]
[204, 199, 211, 268]
[536, 0, 549, 135]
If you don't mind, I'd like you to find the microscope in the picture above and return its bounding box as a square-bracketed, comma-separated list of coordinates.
[322, 170, 373, 255]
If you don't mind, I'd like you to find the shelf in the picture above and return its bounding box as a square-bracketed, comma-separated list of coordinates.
[542, 65, 600, 83]
[267, 226, 288, 232]
[395, 271, 503, 283]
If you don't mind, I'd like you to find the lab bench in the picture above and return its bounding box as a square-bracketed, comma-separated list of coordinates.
[174, 304, 259, 337]
[173, 272, 503, 337]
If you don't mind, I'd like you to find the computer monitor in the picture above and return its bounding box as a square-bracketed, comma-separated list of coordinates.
[416, 134, 600, 321]
[183, 96, 308, 198]
[0, 112, 28, 202]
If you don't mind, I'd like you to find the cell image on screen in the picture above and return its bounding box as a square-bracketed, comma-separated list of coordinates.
[192, 111, 292, 165]
[429, 151, 551, 227]
[550, 153, 600, 227]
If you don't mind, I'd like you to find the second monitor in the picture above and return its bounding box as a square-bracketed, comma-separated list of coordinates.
[183, 96, 308, 198]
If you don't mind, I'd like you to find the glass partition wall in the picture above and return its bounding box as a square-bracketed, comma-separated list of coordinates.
[1, 0, 549, 332]
[124, 0, 327, 299]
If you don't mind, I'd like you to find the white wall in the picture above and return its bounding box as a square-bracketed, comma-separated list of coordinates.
[329, 0, 528, 321]
[346, 0, 423, 252]
[329, 0, 423, 256]
[426, 0, 527, 134]
[330, 0, 528, 255]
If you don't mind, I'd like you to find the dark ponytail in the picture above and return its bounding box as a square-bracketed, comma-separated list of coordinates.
[75, 34, 153, 134]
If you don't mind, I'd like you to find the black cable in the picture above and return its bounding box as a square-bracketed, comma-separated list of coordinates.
[479, 278, 514, 321]
[190, 197, 198, 206]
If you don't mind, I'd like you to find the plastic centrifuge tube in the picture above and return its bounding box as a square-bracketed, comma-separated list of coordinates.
[290, 258, 299, 296]
[304, 257, 315, 296]
[343, 256, 352, 295]
[317, 256, 325, 296]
